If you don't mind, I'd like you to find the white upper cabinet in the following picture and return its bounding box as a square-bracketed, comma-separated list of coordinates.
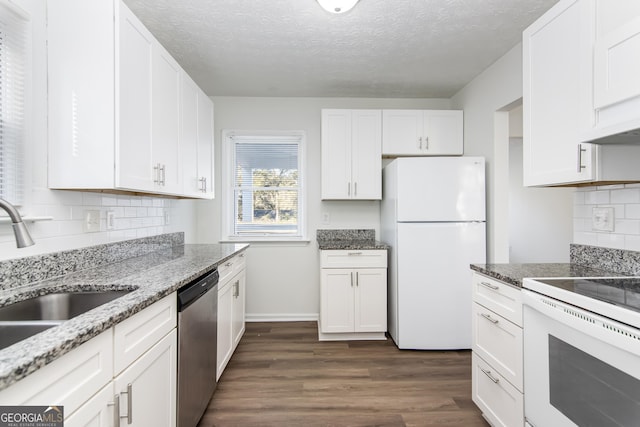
[585, 1, 640, 142]
[321, 109, 382, 200]
[523, 0, 640, 186]
[382, 110, 463, 156]
[181, 74, 215, 199]
[116, 3, 154, 192]
[48, 0, 209, 198]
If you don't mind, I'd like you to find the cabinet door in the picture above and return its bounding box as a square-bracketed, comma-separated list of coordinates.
[64, 383, 116, 427]
[114, 329, 177, 427]
[180, 74, 200, 197]
[354, 268, 387, 332]
[523, 0, 595, 186]
[593, 3, 640, 110]
[351, 110, 382, 200]
[321, 109, 352, 199]
[423, 110, 463, 155]
[217, 279, 234, 380]
[231, 269, 246, 349]
[320, 268, 355, 333]
[116, 3, 154, 191]
[197, 89, 215, 198]
[382, 110, 423, 155]
[152, 43, 182, 194]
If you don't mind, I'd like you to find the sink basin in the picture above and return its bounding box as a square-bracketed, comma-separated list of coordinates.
[0, 290, 131, 321]
[0, 290, 131, 351]
[0, 321, 61, 351]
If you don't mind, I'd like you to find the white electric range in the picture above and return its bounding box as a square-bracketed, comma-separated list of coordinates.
[522, 276, 640, 427]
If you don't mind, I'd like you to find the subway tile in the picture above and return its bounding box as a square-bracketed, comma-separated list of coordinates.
[574, 231, 598, 246]
[124, 207, 137, 218]
[573, 191, 585, 205]
[611, 188, 640, 204]
[614, 219, 640, 235]
[101, 196, 118, 206]
[625, 235, 640, 251]
[117, 198, 131, 207]
[626, 204, 640, 219]
[573, 205, 592, 219]
[596, 233, 626, 249]
[584, 190, 610, 205]
[136, 207, 148, 217]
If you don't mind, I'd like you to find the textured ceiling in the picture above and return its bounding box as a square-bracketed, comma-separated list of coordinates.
[123, 0, 559, 98]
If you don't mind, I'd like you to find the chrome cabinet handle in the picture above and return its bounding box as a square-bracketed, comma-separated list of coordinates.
[354, 182, 357, 196]
[199, 177, 207, 192]
[418, 136, 422, 150]
[481, 368, 500, 384]
[234, 280, 240, 298]
[239, 253, 245, 258]
[425, 136, 429, 150]
[153, 164, 160, 184]
[348, 252, 363, 256]
[225, 262, 232, 267]
[479, 281, 499, 291]
[160, 165, 166, 186]
[481, 313, 499, 324]
[356, 271, 359, 287]
[347, 182, 351, 196]
[350, 272, 354, 287]
[577, 144, 586, 173]
[108, 394, 120, 427]
[120, 383, 133, 424]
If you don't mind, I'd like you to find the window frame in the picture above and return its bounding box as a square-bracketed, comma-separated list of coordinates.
[221, 129, 307, 242]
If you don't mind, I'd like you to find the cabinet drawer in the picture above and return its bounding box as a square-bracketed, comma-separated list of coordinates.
[472, 273, 522, 327]
[0, 330, 113, 416]
[472, 353, 524, 427]
[321, 250, 387, 269]
[114, 293, 176, 374]
[218, 252, 246, 284]
[472, 303, 523, 391]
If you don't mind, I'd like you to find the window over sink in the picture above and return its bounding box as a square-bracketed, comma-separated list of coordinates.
[221, 130, 306, 242]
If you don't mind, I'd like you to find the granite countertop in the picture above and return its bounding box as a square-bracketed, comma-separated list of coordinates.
[471, 263, 631, 288]
[316, 228, 389, 251]
[0, 243, 248, 391]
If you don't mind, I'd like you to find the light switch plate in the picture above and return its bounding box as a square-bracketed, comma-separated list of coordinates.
[592, 207, 614, 232]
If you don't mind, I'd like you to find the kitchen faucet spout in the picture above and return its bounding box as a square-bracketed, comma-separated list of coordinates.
[0, 198, 34, 248]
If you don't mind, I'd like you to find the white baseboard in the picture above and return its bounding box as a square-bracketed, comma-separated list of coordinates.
[245, 313, 319, 322]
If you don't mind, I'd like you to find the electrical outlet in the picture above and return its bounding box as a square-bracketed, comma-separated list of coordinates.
[592, 207, 614, 232]
[322, 211, 330, 225]
[84, 210, 101, 233]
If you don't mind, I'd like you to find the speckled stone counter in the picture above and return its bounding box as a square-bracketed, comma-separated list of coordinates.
[0, 241, 248, 391]
[472, 244, 640, 288]
[470, 263, 626, 288]
[316, 229, 389, 250]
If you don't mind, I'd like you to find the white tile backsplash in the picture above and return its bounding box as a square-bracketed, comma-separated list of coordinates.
[0, 188, 182, 261]
[574, 184, 640, 250]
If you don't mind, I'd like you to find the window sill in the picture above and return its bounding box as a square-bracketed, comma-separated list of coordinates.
[220, 237, 311, 246]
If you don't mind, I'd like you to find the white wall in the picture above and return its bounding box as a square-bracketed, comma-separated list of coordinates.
[451, 44, 524, 263]
[199, 96, 451, 320]
[574, 184, 640, 250]
[0, 0, 197, 261]
[508, 138, 573, 262]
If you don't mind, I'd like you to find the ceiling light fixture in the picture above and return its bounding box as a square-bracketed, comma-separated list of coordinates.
[317, 0, 360, 14]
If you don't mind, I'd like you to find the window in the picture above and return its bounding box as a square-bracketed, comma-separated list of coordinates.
[0, 1, 28, 205]
[222, 130, 306, 241]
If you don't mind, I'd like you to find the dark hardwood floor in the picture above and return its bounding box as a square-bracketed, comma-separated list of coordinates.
[198, 322, 488, 427]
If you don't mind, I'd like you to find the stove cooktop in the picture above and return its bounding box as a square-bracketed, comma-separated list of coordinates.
[523, 276, 640, 329]
[535, 277, 640, 314]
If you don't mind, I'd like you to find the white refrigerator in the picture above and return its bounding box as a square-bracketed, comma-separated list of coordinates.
[381, 157, 486, 350]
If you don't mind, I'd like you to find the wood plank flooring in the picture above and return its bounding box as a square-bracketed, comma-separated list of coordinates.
[198, 322, 488, 427]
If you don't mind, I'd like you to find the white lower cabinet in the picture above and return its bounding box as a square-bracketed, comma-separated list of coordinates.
[217, 252, 247, 380]
[319, 250, 387, 341]
[113, 330, 177, 427]
[471, 272, 523, 427]
[0, 293, 177, 427]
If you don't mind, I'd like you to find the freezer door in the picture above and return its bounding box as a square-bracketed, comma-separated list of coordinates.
[396, 222, 486, 350]
[395, 157, 485, 222]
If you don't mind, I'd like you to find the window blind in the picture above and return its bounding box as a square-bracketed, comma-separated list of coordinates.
[230, 134, 303, 237]
[0, 0, 28, 205]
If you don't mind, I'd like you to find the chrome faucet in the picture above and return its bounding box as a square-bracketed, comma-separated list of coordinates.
[0, 198, 34, 248]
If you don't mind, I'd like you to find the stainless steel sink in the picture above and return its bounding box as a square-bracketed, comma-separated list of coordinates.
[0, 290, 131, 321]
[0, 290, 131, 351]
[0, 321, 61, 351]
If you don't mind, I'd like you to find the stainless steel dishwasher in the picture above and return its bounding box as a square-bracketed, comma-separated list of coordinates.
[177, 268, 219, 427]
